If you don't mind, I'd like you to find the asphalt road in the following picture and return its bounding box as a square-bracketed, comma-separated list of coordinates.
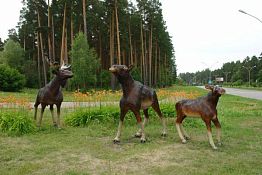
[198, 86, 262, 100]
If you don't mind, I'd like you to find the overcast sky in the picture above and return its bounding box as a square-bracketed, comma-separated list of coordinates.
[0, 0, 262, 74]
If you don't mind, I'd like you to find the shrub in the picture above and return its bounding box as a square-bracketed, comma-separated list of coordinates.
[0, 111, 35, 135]
[0, 64, 26, 91]
[65, 104, 178, 127]
[232, 79, 243, 86]
[65, 106, 121, 127]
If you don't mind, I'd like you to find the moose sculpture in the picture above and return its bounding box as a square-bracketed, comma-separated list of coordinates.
[175, 85, 225, 149]
[109, 64, 167, 143]
[34, 62, 73, 128]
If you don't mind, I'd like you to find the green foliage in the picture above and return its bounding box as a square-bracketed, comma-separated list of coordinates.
[23, 60, 39, 88]
[130, 67, 142, 82]
[0, 111, 35, 135]
[0, 39, 25, 73]
[65, 103, 202, 128]
[70, 32, 100, 89]
[16, 0, 175, 89]
[232, 79, 243, 86]
[65, 106, 120, 127]
[0, 64, 26, 91]
[97, 69, 111, 88]
[179, 55, 262, 87]
[0, 38, 4, 51]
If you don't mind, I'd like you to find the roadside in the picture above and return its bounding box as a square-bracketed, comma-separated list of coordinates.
[197, 86, 262, 100]
[223, 86, 262, 91]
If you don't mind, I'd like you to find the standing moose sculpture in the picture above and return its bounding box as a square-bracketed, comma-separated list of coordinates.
[175, 85, 225, 149]
[34, 62, 73, 128]
[109, 64, 167, 143]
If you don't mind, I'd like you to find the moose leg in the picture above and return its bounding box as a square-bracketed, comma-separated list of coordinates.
[132, 110, 146, 143]
[179, 116, 190, 140]
[114, 108, 128, 143]
[203, 118, 217, 150]
[176, 116, 187, 144]
[34, 102, 40, 120]
[38, 104, 46, 128]
[135, 109, 149, 137]
[212, 117, 222, 146]
[56, 103, 62, 128]
[151, 100, 167, 136]
[50, 104, 57, 127]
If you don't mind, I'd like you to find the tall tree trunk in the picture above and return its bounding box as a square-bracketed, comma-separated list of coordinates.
[99, 30, 102, 67]
[158, 47, 161, 87]
[48, 0, 53, 62]
[82, 0, 87, 39]
[122, 51, 126, 65]
[134, 41, 137, 66]
[165, 53, 167, 86]
[71, 12, 74, 50]
[36, 32, 41, 88]
[52, 15, 55, 62]
[128, 18, 133, 65]
[64, 29, 68, 64]
[148, 24, 152, 86]
[144, 29, 147, 85]
[140, 19, 144, 83]
[115, 0, 121, 64]
[37, 10, 47, 85]
[110, 10, 116, 90]
[110, 11, 115, 66]
[154, 41, 158, 86]
[60, 3, 67, 65]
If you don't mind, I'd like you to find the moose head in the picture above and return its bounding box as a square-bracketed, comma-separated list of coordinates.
[205, 84, 225, 96]
[51, 62, 73, 87]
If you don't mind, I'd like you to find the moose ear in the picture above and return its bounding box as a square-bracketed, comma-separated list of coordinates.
[128, 65, 134, 71]
[205, 84, 214, 90]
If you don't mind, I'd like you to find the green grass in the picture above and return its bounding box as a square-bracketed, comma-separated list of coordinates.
[0, 86, 261, 174]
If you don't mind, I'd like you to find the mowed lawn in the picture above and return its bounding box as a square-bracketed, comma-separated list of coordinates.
[0, 86, 261, 175]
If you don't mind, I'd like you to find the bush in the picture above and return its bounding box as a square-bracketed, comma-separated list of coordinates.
[65, 103, 204, 128]
[0, 64, 26, 91]
[65, 104, 177, 127]
[0, 111, 35, 135]
[232, 79, 243, 86]
[65, 106, 121, 127]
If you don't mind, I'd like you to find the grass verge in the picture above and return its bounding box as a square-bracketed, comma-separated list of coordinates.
[0, 86, 261, 174]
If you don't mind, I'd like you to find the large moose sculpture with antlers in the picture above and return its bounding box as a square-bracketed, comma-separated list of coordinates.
[34, 62, 73, 128]
[109, 64, 167, 143]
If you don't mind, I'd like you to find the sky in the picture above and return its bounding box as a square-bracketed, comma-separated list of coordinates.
[0, 0, 262, 74]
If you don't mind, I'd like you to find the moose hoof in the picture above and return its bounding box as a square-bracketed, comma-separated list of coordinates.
[140, 138, 146, 143]
[135, 133, 142, 138]
[212, 146, 218, 150]
[181, 139, 187, 144]
[184, 136, 190, 140]
[161, 133, 167, 137]
[113, 139, 120, 144]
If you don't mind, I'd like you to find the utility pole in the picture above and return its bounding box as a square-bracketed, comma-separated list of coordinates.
[242, 65, 256, 86]
[224, 71, 231, 83]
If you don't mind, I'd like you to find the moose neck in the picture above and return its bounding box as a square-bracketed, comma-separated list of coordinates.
[117, 73, 134, 96]
[206, 92, 220, 107]
[49, 76, 63, 95]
